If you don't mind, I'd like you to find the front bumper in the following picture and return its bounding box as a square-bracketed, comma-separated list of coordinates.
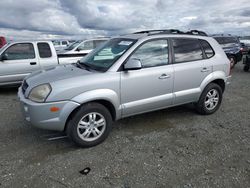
[18, 87, 80, 131]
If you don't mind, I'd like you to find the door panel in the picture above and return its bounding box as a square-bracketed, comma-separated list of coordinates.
[120, 39, 174, 117]
[173, 61, 211, 104]
[171, 38, 212, 104]
[0, 43, 39, 84]
[121, 66, 174, 116]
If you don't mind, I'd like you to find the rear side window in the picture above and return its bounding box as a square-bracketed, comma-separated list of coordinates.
[38, 43, 52, 58]
[200, 40, 214, 58]
[4, 43, 35, 60]
[172, 38, 203, 63]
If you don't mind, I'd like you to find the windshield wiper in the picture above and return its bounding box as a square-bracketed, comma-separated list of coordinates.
[75, 60, 92, 71]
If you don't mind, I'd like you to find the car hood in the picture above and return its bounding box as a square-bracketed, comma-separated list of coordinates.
[220, 43, 240, 53]
[25, 64, 93, 87]
[57, 49, 73, 54]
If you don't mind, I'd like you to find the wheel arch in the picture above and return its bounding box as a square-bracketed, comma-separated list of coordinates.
[64, 89, 121, 132]
[200, 71, 227, 94]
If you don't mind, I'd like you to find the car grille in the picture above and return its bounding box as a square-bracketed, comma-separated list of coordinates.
[22, 80, 28, 94]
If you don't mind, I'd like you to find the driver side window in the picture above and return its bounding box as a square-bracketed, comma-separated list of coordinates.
[130, 39, 169, 68]
[3, 43, 35, 60]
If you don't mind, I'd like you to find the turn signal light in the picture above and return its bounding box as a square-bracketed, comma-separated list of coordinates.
[50, 106, 60, 112]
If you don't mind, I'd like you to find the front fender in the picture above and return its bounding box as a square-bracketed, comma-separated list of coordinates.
[71, 89, 121, 119]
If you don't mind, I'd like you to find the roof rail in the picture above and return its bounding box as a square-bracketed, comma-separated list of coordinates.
[133, 29, 207, 36]
[133, 29, 185, 35]
[185, 30, 207, 36]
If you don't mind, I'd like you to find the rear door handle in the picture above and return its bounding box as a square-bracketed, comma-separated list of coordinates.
[30, 62, 37, 65]
[201, 67, 210, 72]
[159, 74, 171, 79]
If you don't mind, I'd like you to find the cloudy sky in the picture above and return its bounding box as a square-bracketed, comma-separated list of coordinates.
[0, 0, 250, 40]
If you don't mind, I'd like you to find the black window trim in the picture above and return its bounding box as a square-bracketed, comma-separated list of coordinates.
[3, 42, 36, 60]
[37, 42, 52, 58]
[199, 39, 215, 59]
[170, 37, 205, 64]
[119, 38, 172, 72]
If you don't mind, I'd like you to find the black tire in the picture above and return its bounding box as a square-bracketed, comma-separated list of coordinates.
[229, 56, 236, 68]
[67, 103, 112, 147]
[244, 65, 250, 72]
[244, 56, 250, 72]
[195, 83, 223, 115]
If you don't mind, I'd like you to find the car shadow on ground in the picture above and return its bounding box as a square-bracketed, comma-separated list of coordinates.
[114, 104, 197, 134]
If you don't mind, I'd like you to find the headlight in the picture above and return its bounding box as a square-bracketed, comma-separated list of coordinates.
[28, 84, 51, 102]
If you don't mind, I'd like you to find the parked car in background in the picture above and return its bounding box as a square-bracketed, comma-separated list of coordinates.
[52, 40, 70, 51]
[0, 36, 7, 48]
[212, 34, 242, 67]
[0, 41, 78, 86]
[240, 37, 250, 54]
[240, 42, 249, 54]
[57, 38, 109, 63]
[18, 29, 231, 147]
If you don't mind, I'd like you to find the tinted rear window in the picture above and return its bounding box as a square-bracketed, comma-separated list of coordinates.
[38, 43, 52, 58]
[172, 38, 203, 63]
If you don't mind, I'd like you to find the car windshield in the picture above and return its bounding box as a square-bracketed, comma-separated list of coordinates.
[214, 37, 238, 44]
[79, 38, 136, 72]
[64, 40, 82, 50]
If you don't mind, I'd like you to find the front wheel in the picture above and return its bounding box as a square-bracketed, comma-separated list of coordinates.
[67, 103, 112, 147]
[195, 83, 223, 115]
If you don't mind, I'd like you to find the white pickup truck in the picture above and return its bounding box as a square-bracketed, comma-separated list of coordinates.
[0, 41, 85, 86]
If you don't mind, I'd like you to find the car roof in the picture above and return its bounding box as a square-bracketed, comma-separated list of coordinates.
[115, 29, 210, 40]
[9, 40, 54, 44]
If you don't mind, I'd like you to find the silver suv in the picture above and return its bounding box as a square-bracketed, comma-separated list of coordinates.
[18, 30, 231, 147]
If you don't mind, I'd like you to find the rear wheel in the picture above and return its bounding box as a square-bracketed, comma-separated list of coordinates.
[67, 103, 112, 147]
[195, 83, 223, 115]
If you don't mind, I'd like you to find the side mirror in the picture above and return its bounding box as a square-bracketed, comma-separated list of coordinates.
[76, 46, 86, 51]
[0, 53, 8, 61]
[124, 58, 142, 71]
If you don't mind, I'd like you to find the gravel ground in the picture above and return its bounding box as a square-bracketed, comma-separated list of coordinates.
[0, 63, 249, 188]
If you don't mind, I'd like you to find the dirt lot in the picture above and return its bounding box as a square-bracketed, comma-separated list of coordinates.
[0, 63, 249, 188]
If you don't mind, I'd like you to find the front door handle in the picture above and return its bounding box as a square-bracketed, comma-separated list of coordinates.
[30, 62, 37, 65]
[159, 74, 171, 79]
[201, 67, 210, 72]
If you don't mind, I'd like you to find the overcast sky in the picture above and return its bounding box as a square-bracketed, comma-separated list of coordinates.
[0, 0, 250, 40]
